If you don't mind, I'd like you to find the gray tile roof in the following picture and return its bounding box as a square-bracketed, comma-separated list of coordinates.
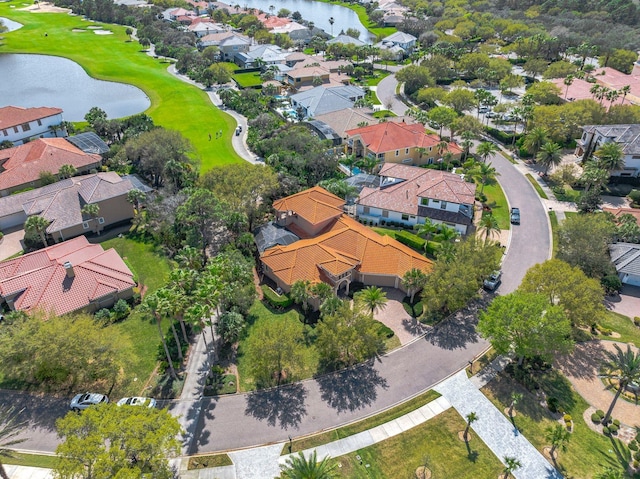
[582, 124, 640, 155]
[609, 242, 640, 276]
[326, 34, 366, 46]
[0, 172, 141, 234]
[382, 31, 417, 43]
[290, 86, 366, 117]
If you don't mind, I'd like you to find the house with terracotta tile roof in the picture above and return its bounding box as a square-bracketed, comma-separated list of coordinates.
[0, 138, 101, 197]
[0, 173, 144, 241]
[345, 121, 463, 170]
[257, 186, 432, 295]
[357, 163, 476, 234]
[603, 206, 640, 225]
[0, 106, 65, 146]
[0, 235, 135, 316]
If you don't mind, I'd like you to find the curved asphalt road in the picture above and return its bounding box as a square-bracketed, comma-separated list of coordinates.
[1, 72, 550, 455]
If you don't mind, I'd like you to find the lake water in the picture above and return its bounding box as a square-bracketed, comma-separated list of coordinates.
[0, 17, 23, 32]
[0, 54, 151, 121]
[235, 0, 376, 43]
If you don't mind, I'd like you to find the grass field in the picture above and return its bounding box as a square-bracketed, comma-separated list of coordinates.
[483, 182, 510, 230]
[598, 311, 640, 346]
[336, 408, 503, 478]
[1, 453, 58, 469]
[0, 2, 242, 171]
[232, 71, 262, 88]
[483, 370, 631, 479]
[526, 173, 549, 199]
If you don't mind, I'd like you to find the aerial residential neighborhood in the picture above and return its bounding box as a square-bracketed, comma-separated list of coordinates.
[1, 0, 640, 478]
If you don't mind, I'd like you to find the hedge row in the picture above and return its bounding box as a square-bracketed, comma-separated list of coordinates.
[395, 230, 426, 251]
[261, 285, 293, 308]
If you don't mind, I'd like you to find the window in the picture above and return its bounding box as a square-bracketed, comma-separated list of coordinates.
[395, 150, 399, 157]
[83, 222, 90, 229]
[2, 129, 6, 137]
[98, 217, 105, 224]
[405, 148, 409, 154]
[363, 206, 370, 214]
[401, 214, 409, 221]
[382, 210, 389, 218]
[420, 198, 428, 206]
[402, 158, 412, 163]
[21, 123, 31, 132]
[432, 199, 440, 203]
[429, 146, 432, 151]
[427, 158, 434, 164]
[377, 153, 384, 159]
[37, 119, 42, 126]
[13, 127, 18, 133]
[440, 201, 447, 209]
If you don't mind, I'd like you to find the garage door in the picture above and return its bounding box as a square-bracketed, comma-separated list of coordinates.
[623, 274, 640, 287]
[0, 212, 27, 231]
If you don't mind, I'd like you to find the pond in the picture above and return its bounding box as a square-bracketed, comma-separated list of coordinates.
[235, 0, 376, 43]
[0, 54, 151, 121]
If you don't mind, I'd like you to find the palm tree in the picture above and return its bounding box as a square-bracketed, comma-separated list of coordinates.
[354, 285, 388, 316]
[328, 16, 335, 36]
[523, 127, 548, 158]
[502, 456, 521, 479]
[290, 280, 312, 313]
[478, 213, 500, 242]
[545, 424, 570, 463]
[280, 451, 338, 479]
[472, 162, 499, 194]
[126, 188, 146, 213]
[402, 268, 427, 303]
[620, 85, 631, 105]
[156, 287, 184, 361]
[320, 296, 343, 317]
[460, 130, 475, 160]
[508, 392, 523, 418]
[141, 292, 178, 380]
[464, 411, 478, 442]
[594, 142, 624, 172]
[476, 141, 498, 163]
[594, 467, 625, 479]
[605, 88, 620, 109]
[415, 219, 438, 244]
[81, 203, 101, 233]
[0, 406, 26, 479]
[563, 74, 574, 99]
[310, 282, 334, 305]
[435, 225, 459, 243]
[600, 343, 640, 425]
[24, 215, 50, 248]
[58, 163, 77, 179]
[536, 141, 562, 176]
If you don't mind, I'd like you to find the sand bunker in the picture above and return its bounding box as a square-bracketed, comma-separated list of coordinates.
[19, 2, 71, 13]
[94, 30, 112, 35]
[71, 28, 86, 32]
[86, 25, 102, 29]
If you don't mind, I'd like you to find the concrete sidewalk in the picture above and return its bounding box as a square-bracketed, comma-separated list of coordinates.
[3, 465, 52, 479]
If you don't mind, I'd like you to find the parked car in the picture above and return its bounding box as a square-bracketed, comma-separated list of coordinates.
[235, 126, 241, 136]
[486, 111, 497, 118]
[483, 271, 502, 291]
[478, 106, 490, 113]
[117, 397, 157, 408]
[510, 207, 521, 225]
[70, 392, 109, 411]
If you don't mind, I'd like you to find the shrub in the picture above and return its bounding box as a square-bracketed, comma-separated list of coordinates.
[613, 419, 621, 426]
[596, 409, 605, 418]
[563, 414, 572, 422]
[609, 424, 619, 434]
[601, 275, 623, 295]
[413, 301, 423, 317]
[547, 397, 560, 413]
[628, 441, 638, 451]
[0, 231, 3, 241]
[628, 189, 640, 206]
[395, 230, 426, 251]
[591, 413, 601, 424]
[94, 308, 112, 323]
[112, 299, 131, 321]
[635, 450, 640, 462]
[261, 285, 293, 309]
[634, 317, 640, 327]
[603, 426, 610, 435]
[376, 323, 395, 339]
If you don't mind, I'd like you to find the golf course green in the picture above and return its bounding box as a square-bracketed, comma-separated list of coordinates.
[0, 1, 243, 170]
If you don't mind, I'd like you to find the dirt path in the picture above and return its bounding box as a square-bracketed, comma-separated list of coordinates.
[556, 340, 640, 427]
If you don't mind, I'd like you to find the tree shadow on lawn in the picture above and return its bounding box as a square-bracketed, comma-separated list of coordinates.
[316, 361, 388, 414]
[555, 340, 606, 381]
[244, 382, 308, 430]
[483, 373, 550, 423]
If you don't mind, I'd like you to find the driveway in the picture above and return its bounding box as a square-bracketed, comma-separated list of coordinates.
[0, 226, 25, 260]
[373, 288, 425, 345]
[605, 285, 640, 320]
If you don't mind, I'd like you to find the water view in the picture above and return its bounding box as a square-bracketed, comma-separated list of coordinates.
[0, 54, 151, 121]
[234, 0, 376, 42]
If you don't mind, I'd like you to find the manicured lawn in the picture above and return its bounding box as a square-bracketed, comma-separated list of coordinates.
[366, 71, 390, 86]
[372, 110, 397, 118]
[0, 3, 242, 171]
[526, 173, 549, 199]
[564, 211, 578, 219]
[482, 370, 630, 479]
[287, 389, 441, 454]
[1, 453, 58, 469]
[236, 301, 319, 392]
[549, 210, 559, 257]
[598, 311, 640, 346]
[336, 408, 503, 478]
[188, 454, 233, 469]
[100, 235, 172, 294]
[483, 182, 510, 230]
[232, 71, 262, 88]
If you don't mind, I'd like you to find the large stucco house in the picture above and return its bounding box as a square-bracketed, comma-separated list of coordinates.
[575, 124, 640, 177]
[357, 163, 476, 234]
[256, 187, 432, 296]
[0, 106, 65, 146]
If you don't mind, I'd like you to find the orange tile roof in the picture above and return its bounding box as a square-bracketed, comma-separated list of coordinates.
[0, 236, 135, 316]
[345, 121, 463, 155]
[0, 106, 63, 130]
[604, 207, 640, 224]
[272, 186, 345, 225]
[0, 138, 101, 193]
[261, 209, 432, 287]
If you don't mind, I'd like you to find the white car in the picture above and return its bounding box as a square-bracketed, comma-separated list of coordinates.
[70, 392, 109, 411]
[117, 397, 157, 408]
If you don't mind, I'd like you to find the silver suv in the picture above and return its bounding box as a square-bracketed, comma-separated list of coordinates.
[70, 393, 109, 411]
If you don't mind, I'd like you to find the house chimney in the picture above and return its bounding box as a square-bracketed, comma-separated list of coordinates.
[64, 261, 75, 278]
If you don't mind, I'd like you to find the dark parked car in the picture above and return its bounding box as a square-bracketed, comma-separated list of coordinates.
[483, 271, 502, 291]
[510, 207, 520, 225]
